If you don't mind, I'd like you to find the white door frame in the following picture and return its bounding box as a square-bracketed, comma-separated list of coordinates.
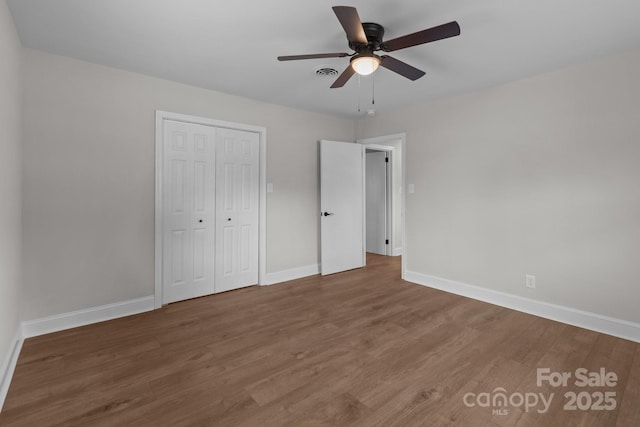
[357, 133, 406, 279]
[154, 110, 267, 308]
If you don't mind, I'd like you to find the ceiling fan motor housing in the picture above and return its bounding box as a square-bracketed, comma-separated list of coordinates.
[349, 22, 385, 53]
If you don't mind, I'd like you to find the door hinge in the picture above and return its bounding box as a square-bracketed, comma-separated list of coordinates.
[385, 239, 389, 245]
[385, 157, 389, 163]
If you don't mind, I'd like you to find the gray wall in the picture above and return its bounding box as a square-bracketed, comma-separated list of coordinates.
[0, 0, 22, 368]
[21, 49, 355, 320]
[357, 49, 640, 324]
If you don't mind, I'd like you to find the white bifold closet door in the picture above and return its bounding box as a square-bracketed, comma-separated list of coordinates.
[162, 120, 258, 303]
[215, 127, 259, 293]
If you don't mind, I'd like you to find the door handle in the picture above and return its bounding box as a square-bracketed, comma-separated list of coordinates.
[322, 212, 334, 216]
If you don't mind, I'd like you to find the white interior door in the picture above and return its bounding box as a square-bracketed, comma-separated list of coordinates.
[215, 128, 260, 292]
[366, 151, 387, 255]
[320, 140, 365, 275]
[162, 120, 216, 303]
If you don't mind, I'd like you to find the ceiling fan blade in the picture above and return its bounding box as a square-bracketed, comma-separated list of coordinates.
[380, 55, 425, 81]
[382, 21, 460, 52]
[330, 65, 356, 88]
[332, 6, 367, 45]
[277, 52, 350, 61]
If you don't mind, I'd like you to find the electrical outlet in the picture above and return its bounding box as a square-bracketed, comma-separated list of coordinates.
[525, 274, 536, 289]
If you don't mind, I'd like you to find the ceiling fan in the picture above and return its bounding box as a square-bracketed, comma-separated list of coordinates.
[277, 6, 460, 88]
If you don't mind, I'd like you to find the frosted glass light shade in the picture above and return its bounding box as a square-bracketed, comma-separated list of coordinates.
[351, 55, 380, 76]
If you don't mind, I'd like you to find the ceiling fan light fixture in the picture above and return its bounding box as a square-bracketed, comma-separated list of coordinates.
[278, 6, 460, 88]
[351, 54, 380, 76]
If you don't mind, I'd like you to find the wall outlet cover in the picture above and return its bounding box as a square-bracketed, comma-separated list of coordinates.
[525, 274, 536, 289]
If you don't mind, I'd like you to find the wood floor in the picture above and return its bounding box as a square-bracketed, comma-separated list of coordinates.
[1, 254, 639, 426]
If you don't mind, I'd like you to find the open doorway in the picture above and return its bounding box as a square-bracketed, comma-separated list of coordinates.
[358, 134, 406, 278]
[365, 148, 391, 255]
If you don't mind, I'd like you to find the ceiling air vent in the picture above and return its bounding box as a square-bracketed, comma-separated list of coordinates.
[315, 67, 339, 77]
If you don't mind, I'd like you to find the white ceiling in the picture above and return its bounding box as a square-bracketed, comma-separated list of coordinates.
[7, 0, 640, 118]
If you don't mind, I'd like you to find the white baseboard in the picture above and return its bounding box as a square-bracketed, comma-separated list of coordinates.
[265, 264, 319, 285]
[21, 296, 155, 339]
[405, 270, 640, 343]
[0, 328, 23, 411]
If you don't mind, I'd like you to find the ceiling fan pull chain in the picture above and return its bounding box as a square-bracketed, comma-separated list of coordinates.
[372, 73, 375, 105]
[357, 74, 361, 112]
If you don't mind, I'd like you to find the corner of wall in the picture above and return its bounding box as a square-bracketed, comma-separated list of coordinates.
[0, 0, 24, 413]
[0, 328, 23, 411]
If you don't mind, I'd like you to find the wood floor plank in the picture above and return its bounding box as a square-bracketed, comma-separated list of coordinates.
[615, 345, 640, 426]
[1, 254, 638, 426]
